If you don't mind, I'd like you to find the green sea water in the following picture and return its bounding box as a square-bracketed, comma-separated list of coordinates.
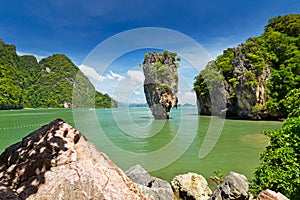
[0, 107, 282, 184]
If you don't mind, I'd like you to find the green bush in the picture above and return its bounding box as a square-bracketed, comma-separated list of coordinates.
[251, 117, 300, 199]
[285, 89, 300, 118]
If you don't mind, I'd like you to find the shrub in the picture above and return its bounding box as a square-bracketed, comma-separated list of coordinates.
[251, 117, 300, 199]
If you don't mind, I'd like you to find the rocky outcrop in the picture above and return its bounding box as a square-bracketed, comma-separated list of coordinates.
[209, 172, 250, 200]
[142, 51, 179, 119]
[171, 172, 212, 200]
[195, 44, 272, 119]
[229, 44, 271, 119]
[0, 119, 148, 200]
[256, 189, 289, 200]
[126, 165, 176, 200]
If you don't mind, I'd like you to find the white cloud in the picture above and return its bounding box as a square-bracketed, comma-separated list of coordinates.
[134, 91, 141, 95]
[16, 51, 46, 61]
[127, 70, 145, 83]
[79, 64, 105, 81]
[107, 74, 114, 80]
[79, 65, 126, 84]
[110, 71, 125, 81]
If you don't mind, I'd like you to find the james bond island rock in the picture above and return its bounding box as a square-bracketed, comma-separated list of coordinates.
[0, 119, 148, 200]
[142, 51, 180, 119]
[193, 14, 300, 119]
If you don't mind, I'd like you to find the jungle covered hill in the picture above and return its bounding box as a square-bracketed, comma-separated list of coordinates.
[194, 14, 300, 119]
[0, 39, 117, 109]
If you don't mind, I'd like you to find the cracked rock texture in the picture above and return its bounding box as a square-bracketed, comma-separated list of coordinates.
[0, 119, 148, 200]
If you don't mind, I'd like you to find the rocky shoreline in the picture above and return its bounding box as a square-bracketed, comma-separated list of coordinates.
[0, 119, 289, 200]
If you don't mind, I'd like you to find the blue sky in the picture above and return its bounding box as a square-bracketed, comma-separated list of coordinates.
[1, 0, 299, 104]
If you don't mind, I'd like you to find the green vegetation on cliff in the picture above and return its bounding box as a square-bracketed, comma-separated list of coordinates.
[143, 50, 180, 91]
[0, 39, 116, 109]
[194, 14, 300, 118]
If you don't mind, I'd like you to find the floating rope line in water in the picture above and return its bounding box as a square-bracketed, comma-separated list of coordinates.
[0, 123, 46, 131]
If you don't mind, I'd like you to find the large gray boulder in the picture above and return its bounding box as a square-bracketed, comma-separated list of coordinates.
[209, 172, 250, 200]
[126, 164, 176, 200]
[171, 172, 212, 200]
[0, 119, 148, 200]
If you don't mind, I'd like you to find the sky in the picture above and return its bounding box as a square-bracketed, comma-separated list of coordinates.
[1, 0, 299, 104]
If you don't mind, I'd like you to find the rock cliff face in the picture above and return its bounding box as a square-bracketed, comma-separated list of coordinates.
[0, 119, 148, 200]
[194, 44, 272, 119]
[142, 51, 179, 119]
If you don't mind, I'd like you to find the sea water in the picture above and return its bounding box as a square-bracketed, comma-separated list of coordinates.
[0, 107, 282, 182]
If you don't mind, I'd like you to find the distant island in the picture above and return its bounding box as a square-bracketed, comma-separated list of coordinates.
[0, 39, 117, 109]
[194, 14, 300, 120]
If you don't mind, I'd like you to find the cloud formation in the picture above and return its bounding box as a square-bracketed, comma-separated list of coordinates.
[109, 71, 125, 81]
[127, 70, 145, 83]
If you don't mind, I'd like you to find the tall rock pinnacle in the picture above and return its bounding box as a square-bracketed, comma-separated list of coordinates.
[142, 51, 180, 119]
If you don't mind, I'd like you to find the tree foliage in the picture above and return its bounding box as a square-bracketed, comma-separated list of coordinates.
[285, 88, 300, 118]
[251, 117, 300, 199]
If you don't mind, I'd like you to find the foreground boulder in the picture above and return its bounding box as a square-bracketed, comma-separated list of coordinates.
[126, 165, 175, 200]
[171, 172, 212, 200]
[257, 189, 289, 200]
[0, 119, 148, 200]
[209, 172, 250, 200]
[142, 51, 179, 119]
